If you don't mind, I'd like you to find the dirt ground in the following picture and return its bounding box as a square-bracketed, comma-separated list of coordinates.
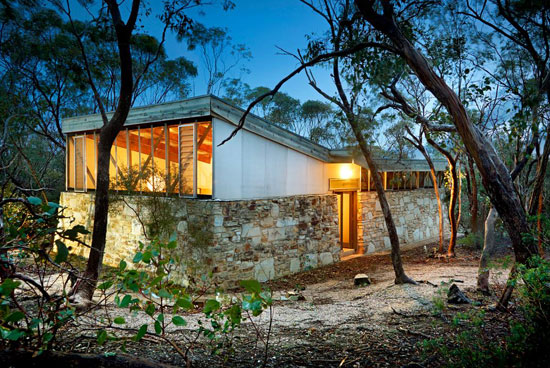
[57, 242, 515, 367]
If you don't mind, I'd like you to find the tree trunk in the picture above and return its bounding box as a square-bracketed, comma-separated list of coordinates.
[357, 2, 539, 275]
[477, 206, 497, 294]
[404, 131, 445, 251]
[76, 2, 137, 302]
[457, 162, 462, 232]
[348, 120, 416, 284]
[427, 138, 458, 256]
[528, 126, 549, 256]
[467, 157, 479, 236]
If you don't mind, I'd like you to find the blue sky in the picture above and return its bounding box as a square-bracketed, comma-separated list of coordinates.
[128, 0, 337, 103]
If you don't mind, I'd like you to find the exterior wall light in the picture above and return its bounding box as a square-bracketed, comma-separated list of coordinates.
[340, 165, 353, 179]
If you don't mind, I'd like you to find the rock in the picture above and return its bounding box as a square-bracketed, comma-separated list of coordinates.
[354, 273, 371, 286]
[286, 290, 305, 301]
[447, 284, 471, 304]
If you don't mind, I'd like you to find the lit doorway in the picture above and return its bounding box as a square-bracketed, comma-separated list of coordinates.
[335, 191, 357, 255]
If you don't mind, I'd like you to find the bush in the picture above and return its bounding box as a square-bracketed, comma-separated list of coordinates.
[0, 196, 89, 353]
[96, 236, 272, 364]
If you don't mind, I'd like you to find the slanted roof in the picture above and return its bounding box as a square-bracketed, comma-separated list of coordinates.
[329, 149, 448, 172]
[62, 95, 447, 171]
[62, 95, 332, 162]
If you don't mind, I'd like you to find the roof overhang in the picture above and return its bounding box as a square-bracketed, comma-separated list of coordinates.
[62, 95, 332, 162]
[62, 96, 447, 171]
[329, 148, 448, 172]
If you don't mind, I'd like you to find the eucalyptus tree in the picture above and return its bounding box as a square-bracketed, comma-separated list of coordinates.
[41, 0, 233, 304]
[234, 0, 417, 284]
[185, 25, 251, 95]
[355, 0, 547, 306]
[0, 3, 198, 148]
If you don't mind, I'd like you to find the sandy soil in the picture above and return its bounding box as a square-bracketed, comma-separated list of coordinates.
[52, 243, 514, 367]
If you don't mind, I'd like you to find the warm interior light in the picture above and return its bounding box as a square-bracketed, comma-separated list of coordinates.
[340, 165, 353, 179]
[146, 174, 165, 192]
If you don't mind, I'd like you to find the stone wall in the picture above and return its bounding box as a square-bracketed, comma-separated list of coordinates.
[359, 188, 450, 254]
[59, 192, 340, 287]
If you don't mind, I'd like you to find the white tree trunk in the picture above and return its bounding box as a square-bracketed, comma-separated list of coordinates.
[477, 207, 498, 293]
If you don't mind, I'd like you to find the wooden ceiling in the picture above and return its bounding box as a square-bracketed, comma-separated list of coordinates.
[110, 123, 212, 164]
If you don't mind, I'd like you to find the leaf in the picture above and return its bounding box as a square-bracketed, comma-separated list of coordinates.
[42, 332, 54, 343]
[4, 329, 25, 341]
[176, 295, 193, 310]
[157, 313, 164, 323]
[27, 196, 42, 206]
[5, 311, 25, 323]
[226, 304, 242, 325]
[118, 295, 132, 308]
[154, 321, 162, 334]
[134, 324, 147, 341]
[113, 317, 125, 325]
[97, 329, 108, 345]
[203, 299, 220, 314]
[239, 279, 261, 294]
[133, 252, 143, 263]
[145, 303, 155, 316]
[150, 275, 164, 287]
[119, 260, 127, 271]
[54, 240, 69, 263]
[158, 288, 171, 299]
[172, 316, 187, 326]
[97, 281, 113, 290]
[142, 251, 152, 264]
[0, 279, 20, 296]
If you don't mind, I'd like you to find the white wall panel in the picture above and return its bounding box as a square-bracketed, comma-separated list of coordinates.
[213, 117, 329, 200]
[265, 141, 288, 196]
[285, 149, 308, 196]
[242, 130, 267, 198]
[307, 156, 326, 193]
[213, 118, 242, 199]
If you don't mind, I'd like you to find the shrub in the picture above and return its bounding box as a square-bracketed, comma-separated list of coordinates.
[0, 196, 90, 353]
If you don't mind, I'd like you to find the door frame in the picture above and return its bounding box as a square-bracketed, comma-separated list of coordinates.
[335, 190, 358, 252]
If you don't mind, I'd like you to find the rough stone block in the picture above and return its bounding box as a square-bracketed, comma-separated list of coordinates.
[214, 215, 224, 227]
[383, 237, 391, 249]
[289, 258, 301, 273]
[304, 253, 318, 269]
[254, 258, 275, 282]
[320, 252, 334, 265]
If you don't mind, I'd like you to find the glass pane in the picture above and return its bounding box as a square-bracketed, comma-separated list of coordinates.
[107, 133, 124, 189]
[127, 128, 140, 191]
[74, 136, 85, 191]
[150, 125, 166, 192]
[67, 136, 74, 189]
[197, 122, 212, 195]
[179, 124, 194, 195]
[167, 126, 179, 194]
[85, 134, 96, 189]
[139, 126, 153, 192]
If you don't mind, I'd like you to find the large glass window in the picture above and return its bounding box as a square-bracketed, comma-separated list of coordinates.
[66, 121, 213, 197]
[178, 124, 194, 195]
[167, 126, 179, 194]
[197, 122, 212, 196]
[85, 134, 97, 190]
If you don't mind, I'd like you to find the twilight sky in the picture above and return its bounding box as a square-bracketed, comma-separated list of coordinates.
[131, 0, 337, 103]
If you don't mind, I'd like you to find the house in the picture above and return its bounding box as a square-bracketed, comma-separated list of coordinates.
[60, 95, 448, 284]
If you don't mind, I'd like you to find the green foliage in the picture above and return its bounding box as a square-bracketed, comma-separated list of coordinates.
[512, 256, 550, 365]
[457, 233, 482, 249]
[423, 257, 550, 367]
[98, 238, 270, 357]
[0, 198, 89, 353]
[422, 309, 507, 368]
